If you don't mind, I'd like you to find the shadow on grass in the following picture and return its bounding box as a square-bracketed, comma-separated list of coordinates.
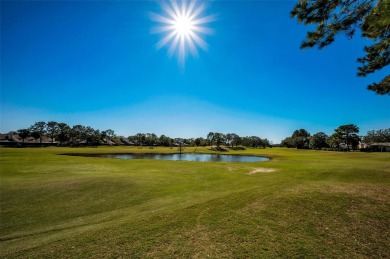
[208, 147, 229, 152]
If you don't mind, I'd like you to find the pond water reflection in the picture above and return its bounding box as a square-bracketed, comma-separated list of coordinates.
[94, 153, 269, 162]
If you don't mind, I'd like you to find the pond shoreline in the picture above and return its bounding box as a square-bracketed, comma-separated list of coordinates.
[62, 153, 270, 162]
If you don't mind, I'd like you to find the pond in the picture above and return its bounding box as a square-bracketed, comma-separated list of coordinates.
[84, 153, 269, 162]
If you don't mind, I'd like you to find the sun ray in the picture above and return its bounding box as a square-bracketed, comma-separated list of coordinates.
[171, 0, 182, 20]
[187, 36, 199, 57]
[186, 0, 196, 19]
[191, 15, 215, 25]
[181, 0, 186, 17]
[151, 0, 215, 66]
[151, 25, 175, 34]
[168, 34, 181, 57]
[179, 33, 186, 63]
[188, 30, 208, 50]
[188, 3, 205, 20]
[191, 25, 213, 35]
[156, 30, 178, 49]
[150, 13, 175, 25]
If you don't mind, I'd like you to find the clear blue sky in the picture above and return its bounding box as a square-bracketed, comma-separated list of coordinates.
[1, 0, 389, 143]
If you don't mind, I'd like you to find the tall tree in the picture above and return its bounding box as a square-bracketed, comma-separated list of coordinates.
[159, 134, 172, 147]
[194, 137, 201, 146]
[241, 136, 250, 147]
[93, 129, 102, 145]
[176, 138, 185, 154]
[261, 138, 270, 148]
[231, 133, 241, 147]
[29, 121, 47, 145]
[250, 136, 262, 148]
[363, 128, 390, 143]
[327, 132, 342, 150]
[213, 132, 225, 149]
[281, 136, 294, 148]
[335, 124, 360, 151]
[207, 132, 214, 148]
[105, 129, 115, 141]
[101, 129, 115, 145]
[30, 131, 41, 143]
[136, 133, 146, 147]
[310, 132, 329, 150]
[46, 121, 59, 143]
[57, 123, 71, 145]
[292, 129, 311, 149]
[146, 133, 158, 146]
[85, 126, 100, 145]
[291, 0, 389, 95]
[71, 125, 87, 145]
[225, 133, 233, 148]
[100, 131, 108, 143]
[17, 129, 30, 143]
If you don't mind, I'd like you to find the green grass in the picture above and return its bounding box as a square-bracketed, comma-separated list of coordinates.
[1, 146, 389, 257]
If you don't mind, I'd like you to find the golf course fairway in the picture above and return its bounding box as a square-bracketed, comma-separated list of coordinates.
[1, 147, 389, 257]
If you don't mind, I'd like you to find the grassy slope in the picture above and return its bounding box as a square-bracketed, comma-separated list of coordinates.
[0, 147, 389, 258]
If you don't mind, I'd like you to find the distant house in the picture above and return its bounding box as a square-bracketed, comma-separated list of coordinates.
[120, 137, 135, 146]
[359, 142, 390, 152]
[0, 132, 56, 147]
[0, 133, 15, 147]
[173, 142, 188, 147]
[358, 142, 370, 149]
[100, 138, 115, 146]
[368, 142, 390, 152]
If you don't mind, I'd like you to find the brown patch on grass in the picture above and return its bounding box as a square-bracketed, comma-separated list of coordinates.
[283, 183, 390, 203]
[145, 208, 231, 258]
[227, 167, 237, 172]
[325, 184, 390, 203]
[246, 168, 276, 175]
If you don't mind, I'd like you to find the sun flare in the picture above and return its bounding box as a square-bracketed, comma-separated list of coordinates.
[174, 15, 193, 36]
[151, 0, 215, 65]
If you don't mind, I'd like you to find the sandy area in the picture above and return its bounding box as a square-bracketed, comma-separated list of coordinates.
[246, 167, 276, 175]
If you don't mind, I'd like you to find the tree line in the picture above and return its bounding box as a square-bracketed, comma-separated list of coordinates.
[126, 132, 270, 149]
[10, 121, 389, 150]
[16, 121, 118, 146]
[12, 121, 271, 149]
[108, 132, 270, 149]
[281, 124, 390, 151]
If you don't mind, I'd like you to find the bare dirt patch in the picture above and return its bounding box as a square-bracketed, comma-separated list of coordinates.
[246, 168, 277, 175]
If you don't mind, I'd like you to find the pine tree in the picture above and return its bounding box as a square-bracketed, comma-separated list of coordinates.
[291, 0, 389, 95]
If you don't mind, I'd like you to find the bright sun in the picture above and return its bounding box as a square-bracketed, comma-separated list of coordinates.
[174, 15, 193, 36]
[151, 0, 215, 65]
